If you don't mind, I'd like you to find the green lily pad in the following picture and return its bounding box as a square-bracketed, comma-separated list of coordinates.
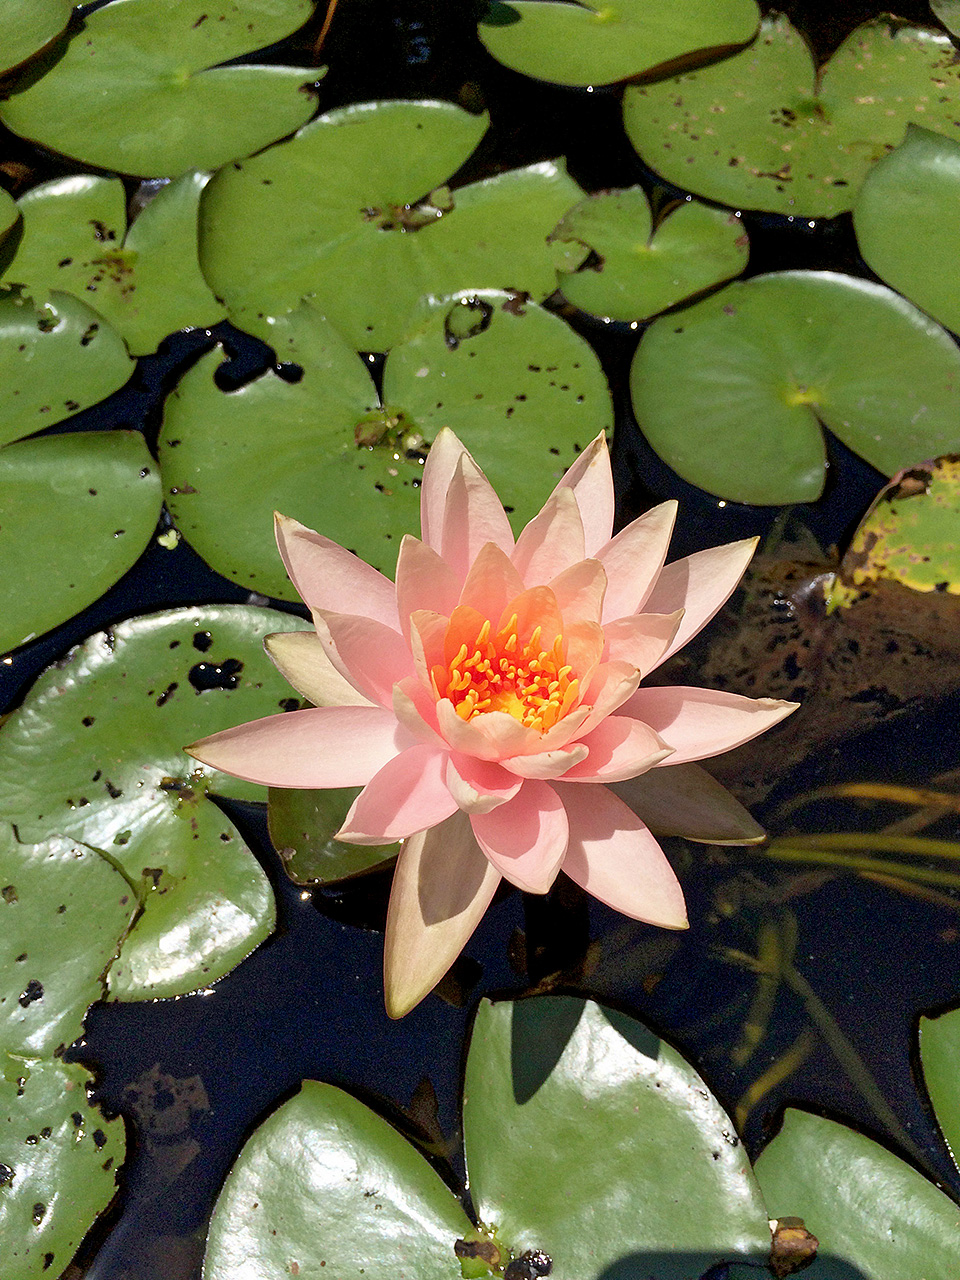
[853, 126, 960, 338]
[553, 188, 748, 321]
[0, 189, 17, 242]
[919, 1008, 960, 1178]
[0, 431, 162, 655]
[0, 0, 320, 178]
[204, 1082, 473, 1280]
[1, 826, 136, 1058]
[0, 290, 133, 448]
[0, 0, 72, 72]
[0, 1055, 125, 1280]
[623, 15, 960, 217]
[463, 997, 771, 1274]
[0, 606, 313, 1000]
[159, 295, 611, 588]
[630, 271, 960, 504]
[933, 0, 960, 38]
[4, 172, 225, 355]
[199, 99, 585, 350]
[477, 0, 759, 88]
[754, 1109, 960, 1279]
[267, 786, 398, 885]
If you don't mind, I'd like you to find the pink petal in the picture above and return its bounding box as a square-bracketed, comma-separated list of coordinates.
[557, 783, 687, 927]
[420, 428, 468, 554]
[408, 609, 450, 690]
[623, 686, 798, 764]
[564, 619, 605, 690]
[642, 537, 758, 668]
[275, 514, 399, 630]
[560, 716, 673, 783]
[576, 660, 643, 736]
[383, 812, 501, 1018]
[505, 585, 563, 650]
[511, 487, 585, 585]
[314, 609, 414, 708]
[441, 452, 515, 580]
[393, 676, 443, 742]
[522, 703, 593, 755]
[445, 753, 522, 814]
[611, 762, 765, 844]
[500, 743, 589, 780]
[601, 611, 684, 677]
[436, 699, 538, 760]
[338, 743, 457, 843]
[550, 433, 615, 556]
[471, 780, 569, 894]
[458, 541, 525, 620]
[549, 558, 607, 628]
[598, 501, 678, 622]
[395, 536, 460, 647]
[186, 706, 405, 788]
[264, 631, 374, 707]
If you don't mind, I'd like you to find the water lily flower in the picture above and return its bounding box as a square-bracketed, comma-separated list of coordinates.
[188, 431, 796, 1016]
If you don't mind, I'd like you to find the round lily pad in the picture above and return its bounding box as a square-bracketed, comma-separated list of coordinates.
[0, 290, 133, 448]
[159, 295, 611, 587]
[463, 997, 771, 1273]
[623, 14, 960, 216]
[0, 188, 17, 242]
[919, 1008, 960, 1178]
[199, 99, 584, 350]
[553, 188, 748, 321]
[0, 0, 72, 72]
[5, 172, 225, 355]
[0, 1054, 125, 1280]
[630, 271, 960, 504]
[477, 0, 759, 88]
[267, 786, 398, 885]
[0, 0, 320, 177]
[933, 0, 960, 38]
[0, 606, 312, 1000]
[0, 431, 162, 655]
[1, 826, 136, 1059]
[854, 126, 960, 338]
[754, 1108, 960, 1279]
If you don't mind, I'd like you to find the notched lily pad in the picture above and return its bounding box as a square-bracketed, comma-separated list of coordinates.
[477, 0, 759, 88]
[630, 271, 960, 504]
[553, 188, 748, 321]
[0, 0, 72, 73]
[0, 0, 321, 177]
[0, 431, 162, 655]
[268, 786, 398, 885]
[0, 290, 133, 448]
[4, 173, 225, 355]
[0, 1055, 125, 1280]
[623, 14, 960, 216]
[0, 606, 312, 999]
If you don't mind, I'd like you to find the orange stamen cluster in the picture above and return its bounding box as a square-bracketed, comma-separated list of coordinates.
[434, 613, 579, 732]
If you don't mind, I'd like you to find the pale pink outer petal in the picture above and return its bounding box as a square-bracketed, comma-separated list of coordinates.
[611, 762, 765, 845]
[436, 699, 539, 760]
[337, 743, 458, 843]
[623, 686, 798, 764]
[395, 536, 460, 646]
[500, 743, 589, 780]
[313, 609, 415, 708]
[511, 487, 585, 585]
[557, 783, 688, 927]
[393, 677, 443, 743]
[458, 541, 525, 620]
[445, 753, 522, 814]
[420, 428, 468, 554]
[186, 706, 406, 788]
[550, 433, 615, 556]
[641, 537, 758, 668]
[275, 514, 400, 630]
[602, 611, 683, 678]
[383, 811, 501, 1018]
[598, 501, 678, 622]
[470, 780, 569, 894]
[549, 558, 607, 627]
[441, 452, 515, 579]
[560, 716, 674, 782]
[264, 631, 374, 707]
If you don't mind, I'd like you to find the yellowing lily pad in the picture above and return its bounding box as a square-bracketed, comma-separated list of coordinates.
[623, 15, 960, 216]
[0, 0, 72, 72]
[0, 290, 133, 447]
[199, 99, 584, 350]
[477, 0, 759, 88]
[553, 188, 748, 321]
[0, 0, 320, 177]
[0, 431, 162, 655]
[4, 173, 225, 355]
[630, 271, 960, 504]
[0, 607, 312, 1000]
[854, 126, 960, 337]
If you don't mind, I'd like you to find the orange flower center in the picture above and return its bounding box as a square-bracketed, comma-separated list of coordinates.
[433, 613, 579, 733]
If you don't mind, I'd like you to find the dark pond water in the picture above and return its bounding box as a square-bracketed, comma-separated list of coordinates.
[3, 1, 960, 1277]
